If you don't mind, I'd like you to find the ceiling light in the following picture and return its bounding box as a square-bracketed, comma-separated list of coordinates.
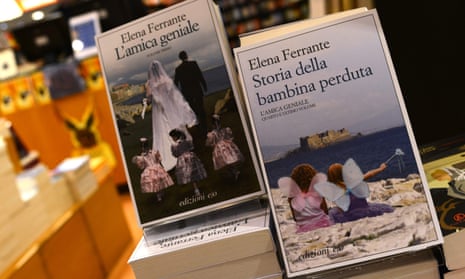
[0, 0, 24, 22]
[19, 0, 57, 11]
[31, 10, 45, 21]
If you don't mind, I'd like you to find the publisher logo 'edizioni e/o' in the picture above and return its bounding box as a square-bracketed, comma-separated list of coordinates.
[295, 246, 344, 263]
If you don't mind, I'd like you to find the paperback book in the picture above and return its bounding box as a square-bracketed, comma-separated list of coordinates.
[233, 8, 443, 277]
[422, 147, 465, 274]
[128, 206, 281, 279]
[96, 0, 264, 228]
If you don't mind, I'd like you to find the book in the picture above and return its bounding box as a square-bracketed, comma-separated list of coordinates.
[422, 149, 465, 231]
[423, 149, 465, 191]
[53, 155, 98, 201]
[233, 8, 443, 278]
[0, 80, 16, 114]
[428, 187, 465, 236]
[95, 0, 264, 228]
[11, 76, 35, 110]
[348, 250, 441, 279]
[0, 48, 18, 81]
[0, 136, 23, 224]
[165, 251, 283, 279]
[309, 0, 328, 19]
[442, 228, 465, 272]
[421, 147, 465, 275]
[445, 268, 465, 279]
[68, 11, 101, 61]
[128, 208, 280, 279]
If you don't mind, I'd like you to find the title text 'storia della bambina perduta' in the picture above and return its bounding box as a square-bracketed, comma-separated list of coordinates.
[254, 64, 373, 106]
[246, 40, 374, 105]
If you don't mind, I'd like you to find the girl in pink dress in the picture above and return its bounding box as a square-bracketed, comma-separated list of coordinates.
[278, 164, 333, 233]
[132, 147, 174, 201]
[206, 114, 244, 181]
[169, 128, 207, 196]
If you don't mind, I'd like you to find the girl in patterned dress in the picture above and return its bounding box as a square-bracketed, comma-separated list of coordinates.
[132, 147, 174, 201]
[169, 128, 207, 196]
[206, 114, 244, 181]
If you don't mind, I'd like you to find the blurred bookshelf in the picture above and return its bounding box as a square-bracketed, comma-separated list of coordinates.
[217, 0, 309, 48]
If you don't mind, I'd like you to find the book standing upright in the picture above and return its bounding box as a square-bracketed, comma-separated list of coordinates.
[234, 8, 443, 278]
[96, 0, 265, 228]
[96, 0, 281, 278]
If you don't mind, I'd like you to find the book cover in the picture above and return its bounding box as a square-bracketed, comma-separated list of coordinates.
[95, 0, 264, 228]
[422, 150, 465, 273]
[233, 8, 443, 277]
[422, 150, 465, 235]
[10, 76, 35, 110]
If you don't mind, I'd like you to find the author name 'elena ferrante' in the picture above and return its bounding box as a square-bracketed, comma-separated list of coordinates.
[247, 41, 331, 70]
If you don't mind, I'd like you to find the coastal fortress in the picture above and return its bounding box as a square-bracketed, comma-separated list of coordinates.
[300, 128, 355, 150]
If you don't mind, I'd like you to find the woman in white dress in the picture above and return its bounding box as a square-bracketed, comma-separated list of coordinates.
[145, 60, 198, 171]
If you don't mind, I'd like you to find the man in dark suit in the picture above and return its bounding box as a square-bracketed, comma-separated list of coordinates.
[174, 50, 208, 142]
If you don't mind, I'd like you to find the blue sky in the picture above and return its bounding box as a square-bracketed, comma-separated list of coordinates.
[235, 13, 407, 147]
[96, 0, 225, 87]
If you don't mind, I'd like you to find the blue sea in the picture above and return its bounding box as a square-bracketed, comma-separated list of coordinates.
[121, 65, 231, 106]
[264, 126, 419, 188]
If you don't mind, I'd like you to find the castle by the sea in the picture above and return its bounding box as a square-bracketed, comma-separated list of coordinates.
[300, 128, 358, 150]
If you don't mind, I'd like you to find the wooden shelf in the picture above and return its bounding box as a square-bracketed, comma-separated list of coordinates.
[1, 168, 132, 279]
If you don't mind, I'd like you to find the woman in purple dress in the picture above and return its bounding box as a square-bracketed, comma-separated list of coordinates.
[326, 161, 394, 223]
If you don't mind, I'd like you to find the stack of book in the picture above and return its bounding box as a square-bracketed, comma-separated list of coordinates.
[129, 209, 282, 279]
[0, 137, 23, 223]
[0, 137, 23, 273]
[0, 162, 75, 273]
[0, 118, 21, 173]
[1, 119, 75, 272]
[54, 155, 98, 202]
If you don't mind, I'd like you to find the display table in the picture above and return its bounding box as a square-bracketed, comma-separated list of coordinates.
[0, 165, 132, 279]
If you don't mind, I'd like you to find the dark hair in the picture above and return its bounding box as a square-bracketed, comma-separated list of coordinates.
[327, 163, 345, 189]
[290, 164, 317, 192]
[179, 51, 188, 60]
[169, 129, 186, 140]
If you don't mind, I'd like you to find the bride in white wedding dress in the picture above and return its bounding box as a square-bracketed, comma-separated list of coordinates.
[145, 60, 198, 171]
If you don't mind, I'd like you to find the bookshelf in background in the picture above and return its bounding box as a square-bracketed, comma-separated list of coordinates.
[217, 0, 309, 48]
